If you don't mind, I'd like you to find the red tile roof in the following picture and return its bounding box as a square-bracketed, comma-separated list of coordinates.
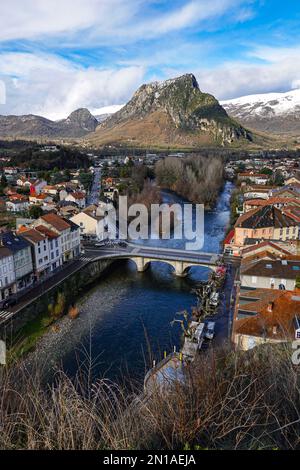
[235, 288, 300, 340]
[41, 213, 70, 232]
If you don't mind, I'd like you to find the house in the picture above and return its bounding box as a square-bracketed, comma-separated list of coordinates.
[243, 185, 274, 200]
[240, 240, 295, 262]
[42, 185, 59, 196]
[233, 288, 300, 350]
[65, 191, 86, 209]
[18, 228, 52, 280]
[234, 205, 299, 248]
[34, 213, 80, 262]
[6, 195, 29, 213]
[58, 202, 80, 218]
[16, 176, 33, 188]
[240, 259, 300, 291]
[30, 179, 47, 195]
[70, 205, 106, 240]
[35, 225, 63, 272]
[103, 187, 118, 201]
[29, 194, 52, 206]
[285, 175, 300, 186]
[270, 184, 300, 199]
[238, 172, 269, 185]
[0, 246, 16, 301]
[243, 197, 300, 213]
[0, 231, 34, 292]
[3, 167, 18, 176]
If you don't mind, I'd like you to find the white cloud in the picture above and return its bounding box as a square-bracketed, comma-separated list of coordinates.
[0, 53, 144, 119]
[0, 0, 253, 44]
[0, 81, 6, 105]
[0, 0, 137, 42]
[193, 45, 300, 100]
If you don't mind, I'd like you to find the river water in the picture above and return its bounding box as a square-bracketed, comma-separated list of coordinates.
[33, 182, 233, 384]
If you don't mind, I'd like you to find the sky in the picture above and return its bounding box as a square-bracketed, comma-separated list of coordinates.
[0, 0, 300, 120]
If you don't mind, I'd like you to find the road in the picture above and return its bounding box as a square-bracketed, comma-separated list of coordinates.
[87, 167, 101, 205]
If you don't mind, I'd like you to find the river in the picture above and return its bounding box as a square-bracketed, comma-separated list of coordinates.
[29, 181, 233, 384]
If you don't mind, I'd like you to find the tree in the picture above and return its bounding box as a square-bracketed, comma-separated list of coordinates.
[29, 205, 43, 219]
[0, 174, 7, 188]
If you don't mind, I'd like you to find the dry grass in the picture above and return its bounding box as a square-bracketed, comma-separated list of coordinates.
[0, 343, 299, 450]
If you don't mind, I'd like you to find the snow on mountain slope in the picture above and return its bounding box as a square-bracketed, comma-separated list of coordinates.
[91, 104, 124, 122]
[221, 89, 300, 134]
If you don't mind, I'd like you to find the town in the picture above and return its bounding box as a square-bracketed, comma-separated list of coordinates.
[224, 156, 300, 350]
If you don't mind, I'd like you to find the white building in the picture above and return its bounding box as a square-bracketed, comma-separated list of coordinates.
[6, 198, 29, 213]
[34, 213, 81, 262]
[0, 232, 34, 292]
[0, 247, 16, 301]
[71, 206, 106, 240]
[65, 192, 86, 209]
[19, 228, 51, 280]
[35, 225, 63, 271]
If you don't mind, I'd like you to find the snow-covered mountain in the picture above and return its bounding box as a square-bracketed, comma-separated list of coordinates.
[222, 89, 300, 134]
[91, 104, 124, 123]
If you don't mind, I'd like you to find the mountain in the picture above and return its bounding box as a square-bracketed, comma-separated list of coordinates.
[86, 74, 253, 148]
[0, 108, 98, 139]
[93, 105, 124, 123]
[222, 89, 300, 134]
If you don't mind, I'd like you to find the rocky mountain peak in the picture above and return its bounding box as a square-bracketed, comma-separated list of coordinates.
[65, 108, 98, 132]
[94, 73, 252, 147]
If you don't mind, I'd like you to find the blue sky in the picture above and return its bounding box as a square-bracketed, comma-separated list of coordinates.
[0, 0, 300, 119]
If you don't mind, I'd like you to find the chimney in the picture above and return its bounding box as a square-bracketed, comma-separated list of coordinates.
[267, 302, 274, 313]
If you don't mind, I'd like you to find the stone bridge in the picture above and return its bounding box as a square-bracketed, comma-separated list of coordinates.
[87, 245, 220, 277]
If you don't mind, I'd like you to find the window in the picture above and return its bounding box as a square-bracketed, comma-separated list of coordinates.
[252, 276, 257, 284]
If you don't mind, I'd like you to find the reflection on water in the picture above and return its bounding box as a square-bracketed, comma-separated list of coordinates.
[45, 182, 233, 383]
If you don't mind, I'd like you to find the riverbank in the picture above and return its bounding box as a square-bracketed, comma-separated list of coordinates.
[5, 258, 114, 364]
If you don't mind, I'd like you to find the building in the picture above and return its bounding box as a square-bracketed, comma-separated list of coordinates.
[238, 172, 269, 185]
[0, 246, 16, 301]
[243, 185, 274, 200]
[240, 259, 300, 291]
[34, 213, 80, 262]
[0, 231, 33, 292]
[18, 228, 52, 280]
[30, 179, 47, 195]
[234, 205, 299, 248]
[243, 197, 300, 213]
[70, 205, 105, 240]
[233, 288, 300, 350]
[35, 225, 63, 272]
[6, 195, 29, 213]
[285, 175, 300, 186]
[3, 167, 18, 176]
[65, 192, 86, 209]
[29, 194, 52, 206]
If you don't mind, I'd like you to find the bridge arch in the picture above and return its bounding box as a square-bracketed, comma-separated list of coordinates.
[128, 256, 216, 277]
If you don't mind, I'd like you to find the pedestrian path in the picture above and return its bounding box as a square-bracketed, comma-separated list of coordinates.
[0, 310, 14, 323]
[79, 256, 94, 262]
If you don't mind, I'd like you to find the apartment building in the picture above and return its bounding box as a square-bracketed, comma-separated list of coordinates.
[34, 213, 80, 262]
[0, 246, 16, 300]
[0, 231, 33, 292]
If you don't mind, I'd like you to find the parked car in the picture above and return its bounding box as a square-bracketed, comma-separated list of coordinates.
[205, 321, 216, 340]
[209, 292, 219, 307]
[2, 297, 17, 309]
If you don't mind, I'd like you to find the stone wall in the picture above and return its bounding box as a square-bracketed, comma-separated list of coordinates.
[0, 258, 113, 340]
